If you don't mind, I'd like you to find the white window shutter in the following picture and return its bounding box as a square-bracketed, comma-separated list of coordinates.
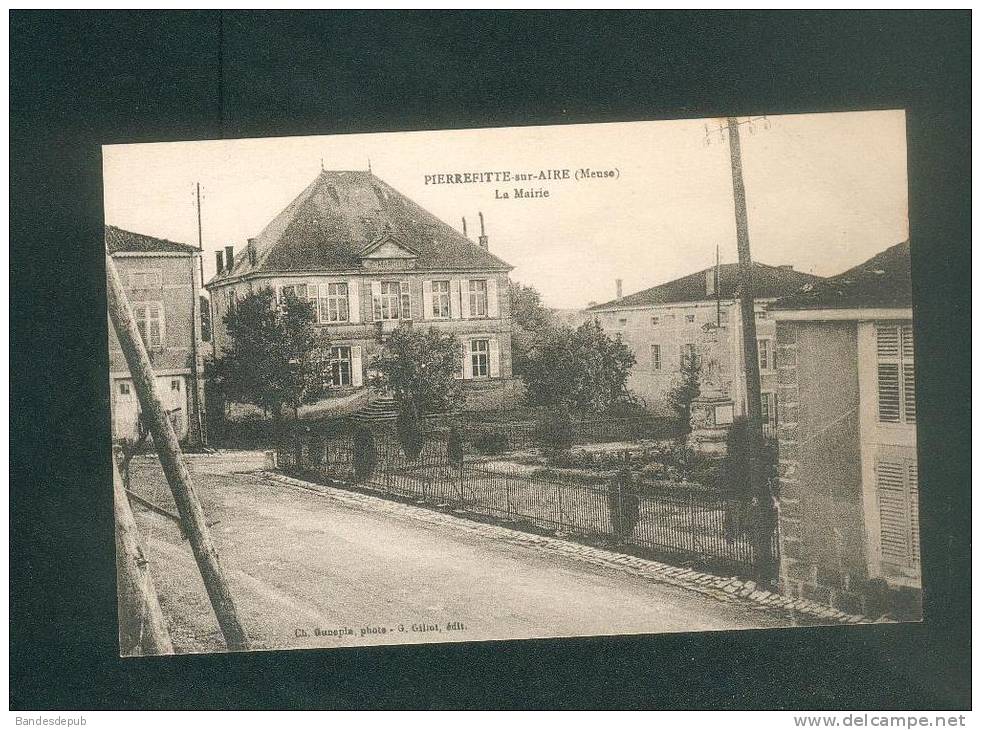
[157, 303, 166, 348]
[422, 280, 433, 321]
[460, 279, 471, 319]
[400, 280, 412, 320]
[348, 279, 361, 323]
[489, 338, 501, 377]
[351, 346, 363, 387]
[487, 278, 499, 318]
[450, 280, 462, 319]
[462, 342, 473, 380]
[370, 281, 382, 321]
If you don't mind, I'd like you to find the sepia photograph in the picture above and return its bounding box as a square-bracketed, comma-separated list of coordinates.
[102, 110, 919, 657]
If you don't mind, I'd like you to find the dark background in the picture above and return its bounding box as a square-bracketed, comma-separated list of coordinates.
[10, 10, 971, 710]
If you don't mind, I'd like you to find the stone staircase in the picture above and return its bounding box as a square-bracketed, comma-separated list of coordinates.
[353, 395, 400, 424]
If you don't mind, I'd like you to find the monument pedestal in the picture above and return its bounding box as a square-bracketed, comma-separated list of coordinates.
[688, 388, 735, 456]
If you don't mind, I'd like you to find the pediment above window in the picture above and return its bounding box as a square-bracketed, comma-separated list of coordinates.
[358, 234, 418, 261]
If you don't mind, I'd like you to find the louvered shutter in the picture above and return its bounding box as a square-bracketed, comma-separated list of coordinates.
[876, 457, 921, 571]
[908, 460, 920, 566]
[487, 278, 499, 317]
[877, 323, 916, 424]
[877, 363, 901, 422]
[422, 280, 433, 321]
[877, 325, 901, 422]
[877, 459, 908, 565]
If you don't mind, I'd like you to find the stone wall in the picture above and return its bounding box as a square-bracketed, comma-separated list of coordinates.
[776, 319, 868, 614]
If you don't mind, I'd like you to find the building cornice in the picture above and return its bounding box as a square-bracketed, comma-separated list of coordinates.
[587, 297, 780, 314]
[206, 267, 512, 290]
[112, 251, 197, 259]
[770, 307, 913, 322]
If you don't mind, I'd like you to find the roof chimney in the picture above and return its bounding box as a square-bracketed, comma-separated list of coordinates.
[779, 264, 794, 270]
[616, 279, 623, 300]
[247, 237, 257, 266]
[225, 245, 234, 271]
[478, 212, 488, 250]
[462, 216, 468, 238]
[215, 250, 224, 275]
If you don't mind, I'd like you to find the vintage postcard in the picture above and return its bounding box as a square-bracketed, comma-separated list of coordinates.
[104, 111, 918, 656]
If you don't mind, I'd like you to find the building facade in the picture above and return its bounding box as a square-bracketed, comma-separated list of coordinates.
[107, 225, 207, 445]
[770, 241, 919, 616]
[586, 263, 823, 428]
[206, 170, 515, 409]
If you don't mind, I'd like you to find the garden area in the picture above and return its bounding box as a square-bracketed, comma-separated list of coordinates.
[276, 409, 779, 580]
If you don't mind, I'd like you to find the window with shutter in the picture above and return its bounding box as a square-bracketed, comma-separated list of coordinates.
[876, 456, 921, 573]
[468, 280, 488, 318]
[330, 346, 352, 386]
[375, 281, 401, 320]
[876, 322, 915, 424]
[431, 281, 451, 319]
[134, 302, 165, 349]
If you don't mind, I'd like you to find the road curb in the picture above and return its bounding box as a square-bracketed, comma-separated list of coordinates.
[257, 470, 878, 627]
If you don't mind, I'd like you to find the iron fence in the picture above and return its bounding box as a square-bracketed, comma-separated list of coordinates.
[455, 415, 678, 453]
[277, 429, 777, 578]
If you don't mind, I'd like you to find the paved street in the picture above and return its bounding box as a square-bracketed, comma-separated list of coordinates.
[126, 452, 789, 654]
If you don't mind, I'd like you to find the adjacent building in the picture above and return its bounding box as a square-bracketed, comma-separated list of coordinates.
[770, 240, 919, 615]
[206, 170, 515, 409]
[586, 263, 823, 427]
[107, 225, 207, 445]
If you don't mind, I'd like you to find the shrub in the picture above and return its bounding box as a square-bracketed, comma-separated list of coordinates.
[308, 434, 327, 469]
[396, 412, 425, 460]
[353, 427, 378, 482]
[607, 468, 641, 542]
[470, 429, 508, 455]
[537, 408, 574, 454]
[446, 428, 465, 464]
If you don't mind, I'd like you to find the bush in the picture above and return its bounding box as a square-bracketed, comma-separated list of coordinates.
[470, 429, 508, 455]
[607, 468, 641, 542]
[396, 413, 425, 460]
[353, 428, 378, 482]
[446, 428, 465, 464]
[537, 408, 574, 453]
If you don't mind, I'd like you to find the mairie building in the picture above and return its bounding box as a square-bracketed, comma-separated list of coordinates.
[205, 169, 516, 411]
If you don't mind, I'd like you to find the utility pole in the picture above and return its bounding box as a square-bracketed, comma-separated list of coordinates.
[106, 252, 250, 651]
[724, 115, 777, 585]
[113, 450, 173, 655]
[715, 244, 722, 328]
[190, 182, 207, 446]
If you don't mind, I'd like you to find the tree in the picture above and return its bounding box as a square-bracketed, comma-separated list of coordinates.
[607, 466, 641, 543]
[212, 287, 332, 422]
[369, 326, 464, 420]
[522, 320, 636, 412]
[510, 282, 556, 377]
[667, 352, 702, 438]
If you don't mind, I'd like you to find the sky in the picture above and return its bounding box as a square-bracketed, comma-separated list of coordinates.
[103, 110, 908, 309]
